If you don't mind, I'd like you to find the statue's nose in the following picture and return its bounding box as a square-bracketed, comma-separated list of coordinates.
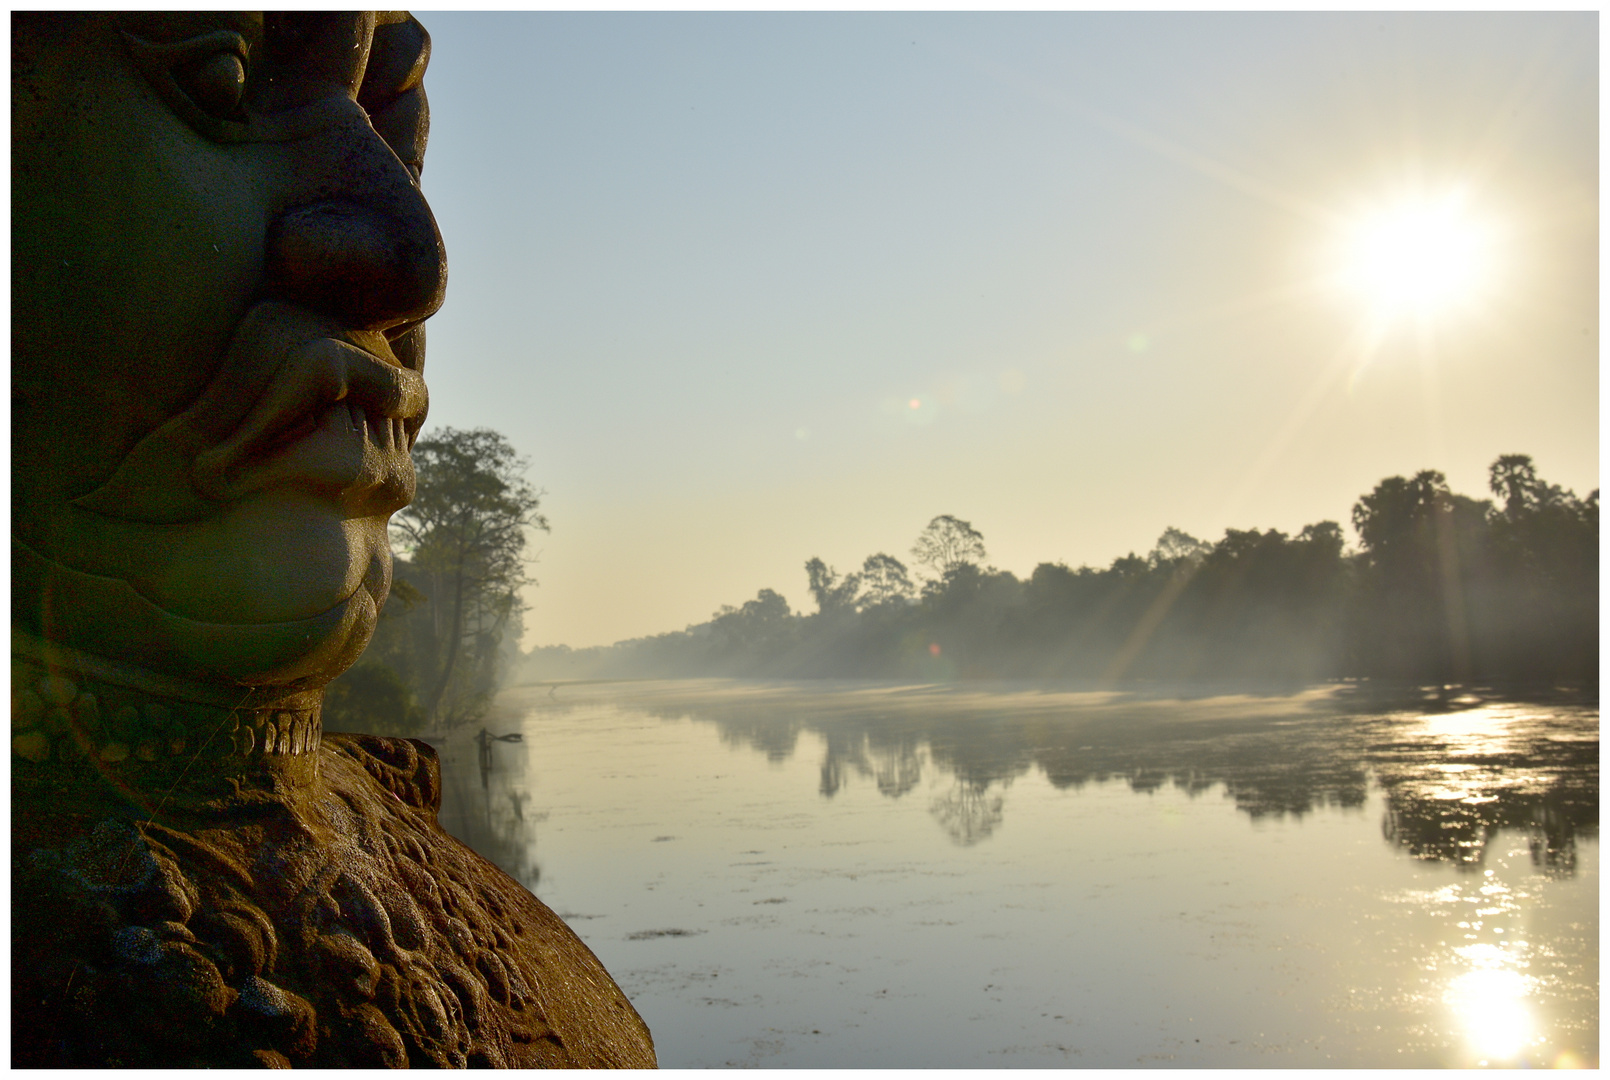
[264, 176, 446, 333]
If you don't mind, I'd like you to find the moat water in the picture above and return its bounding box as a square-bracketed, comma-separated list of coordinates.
[425, 679, 1598, 1068]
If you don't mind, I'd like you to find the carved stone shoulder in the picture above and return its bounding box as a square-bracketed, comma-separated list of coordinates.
[12, 737, 657, 1068]
[323, 731, 443, 815]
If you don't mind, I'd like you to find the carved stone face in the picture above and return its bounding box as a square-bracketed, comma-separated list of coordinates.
[12, 13, 444, 694]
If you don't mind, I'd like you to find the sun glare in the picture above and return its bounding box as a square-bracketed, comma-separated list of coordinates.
[1336, 192, 1497, 320]
[1447, 964, 1537, 1064]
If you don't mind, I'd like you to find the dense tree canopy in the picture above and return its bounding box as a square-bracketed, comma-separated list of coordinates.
[523, 455, 1596, 689]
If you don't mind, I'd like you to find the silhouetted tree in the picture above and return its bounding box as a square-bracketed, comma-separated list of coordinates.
[392, 427, 548, 725]
[804, 557, 861, 616]
[1350, 470, 1490, 680]
[856, 553, 915, 610]
[911, 515, 986, 580]
[708, 588, 798, 672]
[1149, 526, 1210, 568]
[1481, 454, 1598, 677]
[1489, 454, 1565, 519]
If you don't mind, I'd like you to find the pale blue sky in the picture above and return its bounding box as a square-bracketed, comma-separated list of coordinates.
[415, 12, 1597, 647]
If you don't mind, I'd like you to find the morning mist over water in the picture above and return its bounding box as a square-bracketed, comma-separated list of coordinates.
[412, 458, 1597, 1065]
[430, 680, 1597, 1068]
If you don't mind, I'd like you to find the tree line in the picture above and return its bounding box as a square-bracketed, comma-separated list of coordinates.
[523, 454, 1596, 687]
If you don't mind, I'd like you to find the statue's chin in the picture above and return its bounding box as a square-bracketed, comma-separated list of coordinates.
[13, 513, 387, 691]
[148, 503, 392, 625]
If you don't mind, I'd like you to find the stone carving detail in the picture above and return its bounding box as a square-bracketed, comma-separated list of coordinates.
[13, 663, 320, 769]
[12, 11, 654, 1067]
[15, 731, 650, 1067]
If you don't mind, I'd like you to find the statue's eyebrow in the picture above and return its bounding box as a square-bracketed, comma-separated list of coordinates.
[114, 10, 263, 47]
[358, 15, 430, 112]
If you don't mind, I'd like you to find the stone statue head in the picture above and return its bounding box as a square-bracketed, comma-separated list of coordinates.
[13, 12, 442, 697]
[13, 12, 444, 796]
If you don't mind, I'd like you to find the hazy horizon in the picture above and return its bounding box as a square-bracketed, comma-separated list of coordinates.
[414, 12, 1597, 649]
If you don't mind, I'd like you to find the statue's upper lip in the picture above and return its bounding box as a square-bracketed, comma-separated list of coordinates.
[200, 389, 416, 513]
[72, 303, 428, 525]
[191, 335, 422, 513]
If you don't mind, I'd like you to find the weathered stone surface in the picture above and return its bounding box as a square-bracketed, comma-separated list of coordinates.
[14, 732, 655, 1068]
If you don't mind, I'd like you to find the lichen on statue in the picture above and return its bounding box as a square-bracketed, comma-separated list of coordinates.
[11, 12, 655, 1067]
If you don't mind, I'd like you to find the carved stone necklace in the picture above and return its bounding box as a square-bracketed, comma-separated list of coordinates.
[12, 632, 321, 809]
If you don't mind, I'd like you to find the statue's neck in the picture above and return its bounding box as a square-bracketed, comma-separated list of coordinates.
[11, 632, 323, 811]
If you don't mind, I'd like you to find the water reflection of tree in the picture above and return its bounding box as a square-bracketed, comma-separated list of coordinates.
[817, 731, 863, 798]
[636, 683, 1596, 870]
[929, 778, 1005, 845]
[1376, 763, 1591, 873]
[874, 741, 924, 798]
[430, 728, 545, 892]
[715, 713, 803, 763]
[819, 729, 926, 799]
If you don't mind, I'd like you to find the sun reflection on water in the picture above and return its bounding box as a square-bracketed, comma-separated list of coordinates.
[1412, 702, 1534, 755]
[1446, 948, 1537, 1064]
[1393, 841, 1585, 1069]
[1398, 845, 1590, 1068]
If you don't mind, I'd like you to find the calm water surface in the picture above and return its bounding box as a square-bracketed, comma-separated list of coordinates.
[427, 680, 1597, 1068]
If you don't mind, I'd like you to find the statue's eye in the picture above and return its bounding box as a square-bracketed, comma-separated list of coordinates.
[122, 28, 258, 139]
[123, 26, 354, 145]
[175, 50, 247, 120]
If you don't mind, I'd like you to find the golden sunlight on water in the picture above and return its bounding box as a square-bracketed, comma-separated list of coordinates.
[1448, 954, 1533, 1063]
[433, 680, 1597, 1068]
[1420, 864, 1557, 1065]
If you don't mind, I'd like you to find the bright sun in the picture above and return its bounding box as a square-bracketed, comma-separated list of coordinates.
[1336, 192, 1496, 320]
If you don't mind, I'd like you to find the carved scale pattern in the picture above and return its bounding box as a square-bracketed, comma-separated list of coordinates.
[12, 724, 656, 1066]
